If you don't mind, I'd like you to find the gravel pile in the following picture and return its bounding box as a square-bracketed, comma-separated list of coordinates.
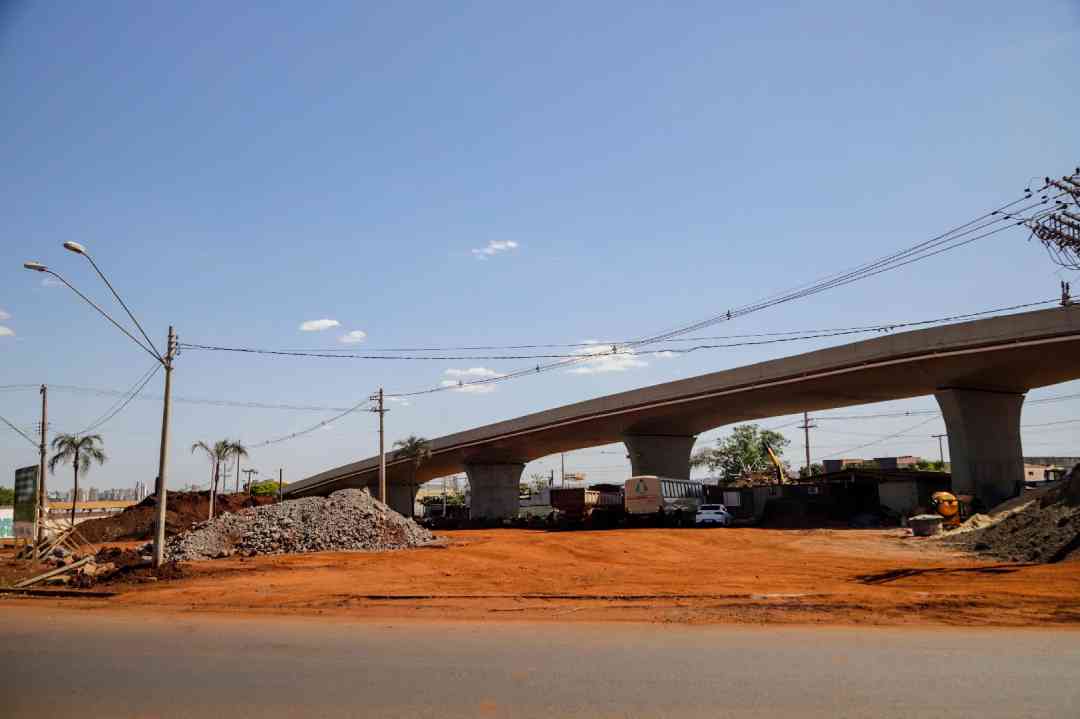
[166, 489, 433, 561]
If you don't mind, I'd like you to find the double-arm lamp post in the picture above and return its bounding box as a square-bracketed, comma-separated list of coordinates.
[24, 242, 174, 567]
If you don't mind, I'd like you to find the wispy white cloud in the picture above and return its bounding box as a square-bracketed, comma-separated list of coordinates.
[299, 318, 340, 332]
[386, 396, 411, 407]
[339, 330, 367, 344]
[0, 326, 14, 338]
[441, 367, 504, 393]
[40, 277, 62, 288]
[444, 367, 502, 378]
[441, 380, 498, 394]
[0, 309, 9, 321]
[567, 343, 648, 374]
[654, 350, 678, 359]
[471, 240, 519, 260]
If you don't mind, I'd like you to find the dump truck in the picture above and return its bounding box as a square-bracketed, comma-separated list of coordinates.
[550, 485, 623, 527]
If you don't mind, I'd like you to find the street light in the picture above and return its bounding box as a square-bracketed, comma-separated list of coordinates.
[24, 245, 176, 568]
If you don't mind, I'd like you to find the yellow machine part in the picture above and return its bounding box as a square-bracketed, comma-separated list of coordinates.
[930, 491, 962, 527]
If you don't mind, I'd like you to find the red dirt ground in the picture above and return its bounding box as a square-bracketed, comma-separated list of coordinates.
[5, 527, 1079, 626]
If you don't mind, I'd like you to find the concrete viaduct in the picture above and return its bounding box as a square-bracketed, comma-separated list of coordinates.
[285, 305, 1080, 515]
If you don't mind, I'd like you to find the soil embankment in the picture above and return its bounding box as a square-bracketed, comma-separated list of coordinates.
[942, 472, 1080, 563]
[77, 492, 274, 543]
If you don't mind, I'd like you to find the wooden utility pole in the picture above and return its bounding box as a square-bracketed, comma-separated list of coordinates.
[277, 468, 284, 502]
[799, 412, 816, 476]
[151, 326, 176, 569]
[931, 434, 947, 464]
[370, 389, 388, 504]
[35, 384, 48, 558]
[242, 468, 258, 493]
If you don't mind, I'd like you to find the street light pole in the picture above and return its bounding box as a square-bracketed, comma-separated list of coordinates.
[24, 246, 174, 568]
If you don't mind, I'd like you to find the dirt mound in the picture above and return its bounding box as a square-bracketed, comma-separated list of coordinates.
[77, 492, 275, 543]
[90, 546, 184, 584]
[943, 476, 1080, 563]
[166, 488, 433, 561]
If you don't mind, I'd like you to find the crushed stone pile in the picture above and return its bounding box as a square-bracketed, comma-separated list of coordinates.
[942, 468, 1080, 563]
[77, 491, 275, 543]
[166, 488, 433, 561]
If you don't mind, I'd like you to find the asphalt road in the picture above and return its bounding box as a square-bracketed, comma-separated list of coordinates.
[4, 608, 1078, 718]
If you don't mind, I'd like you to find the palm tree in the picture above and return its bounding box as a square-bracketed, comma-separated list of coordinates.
[228, 440, 249, 494]
[48, 433, 107, 528]
[191, 439, 233, 519]
[392, 435, 431, 517]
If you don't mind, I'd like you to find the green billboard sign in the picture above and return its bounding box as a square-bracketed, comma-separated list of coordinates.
[13, 465, 39, 540]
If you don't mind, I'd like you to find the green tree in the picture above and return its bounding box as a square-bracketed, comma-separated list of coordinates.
[191, 439, 233, 519]
[419, 492, 464, 507]
[690, 424, 790, 481]
[249, 478, 285, 497]
[0, 486, 14, 506]
[799, 462, 825, 479]
[48, 433, 107, 527]
[227, 440, 249, 493]
[527, 472, 552, 492]
[393, 435, 431, 516]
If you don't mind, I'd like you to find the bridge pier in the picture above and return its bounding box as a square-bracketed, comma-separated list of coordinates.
[934, 388, 1025, 510]
[465, 462, 524, 520]
[386, 483, 417, 518]
[622, 434, 696, 479]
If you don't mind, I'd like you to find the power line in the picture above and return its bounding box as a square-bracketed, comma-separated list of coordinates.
[386, 199, 1065, 398]
[40, 384, 354, 413]
[174, 182, 1066, 404]
[248, 397, 374, 448]
[820, 416, 942, 458]
[0, 413, 38, 448]
[74, 363, 161, 435]
[176, 299, 1058, 361]
[623, 190, 1064, 347]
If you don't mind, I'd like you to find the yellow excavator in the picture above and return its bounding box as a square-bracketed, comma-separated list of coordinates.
[765, 445, 787, 484]
[929, 491, 963, 528]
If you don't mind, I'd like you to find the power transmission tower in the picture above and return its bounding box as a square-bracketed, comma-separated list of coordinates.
[799, 411, 817, 476]
[369, 388, 388, 503]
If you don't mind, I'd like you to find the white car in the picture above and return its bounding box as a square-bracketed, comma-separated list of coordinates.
[695, 504, 733, 526]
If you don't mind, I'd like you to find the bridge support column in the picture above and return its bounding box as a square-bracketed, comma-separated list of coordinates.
[386, 483, 417, 518]
[622, 434, 696, 479]
[466, 463, 524, 520]
[934, 388, 1025, 510]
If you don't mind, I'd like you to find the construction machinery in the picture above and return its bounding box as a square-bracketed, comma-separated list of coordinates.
[929, 491, 963, 528]
[765, 445, 788, 484]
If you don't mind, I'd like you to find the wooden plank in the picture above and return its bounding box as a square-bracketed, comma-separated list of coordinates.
[0, 587, 116, 598]
[13, 556, 92, 589]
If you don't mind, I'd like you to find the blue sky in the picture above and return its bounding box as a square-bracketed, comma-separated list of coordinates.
[2, 1, 1079, 492]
